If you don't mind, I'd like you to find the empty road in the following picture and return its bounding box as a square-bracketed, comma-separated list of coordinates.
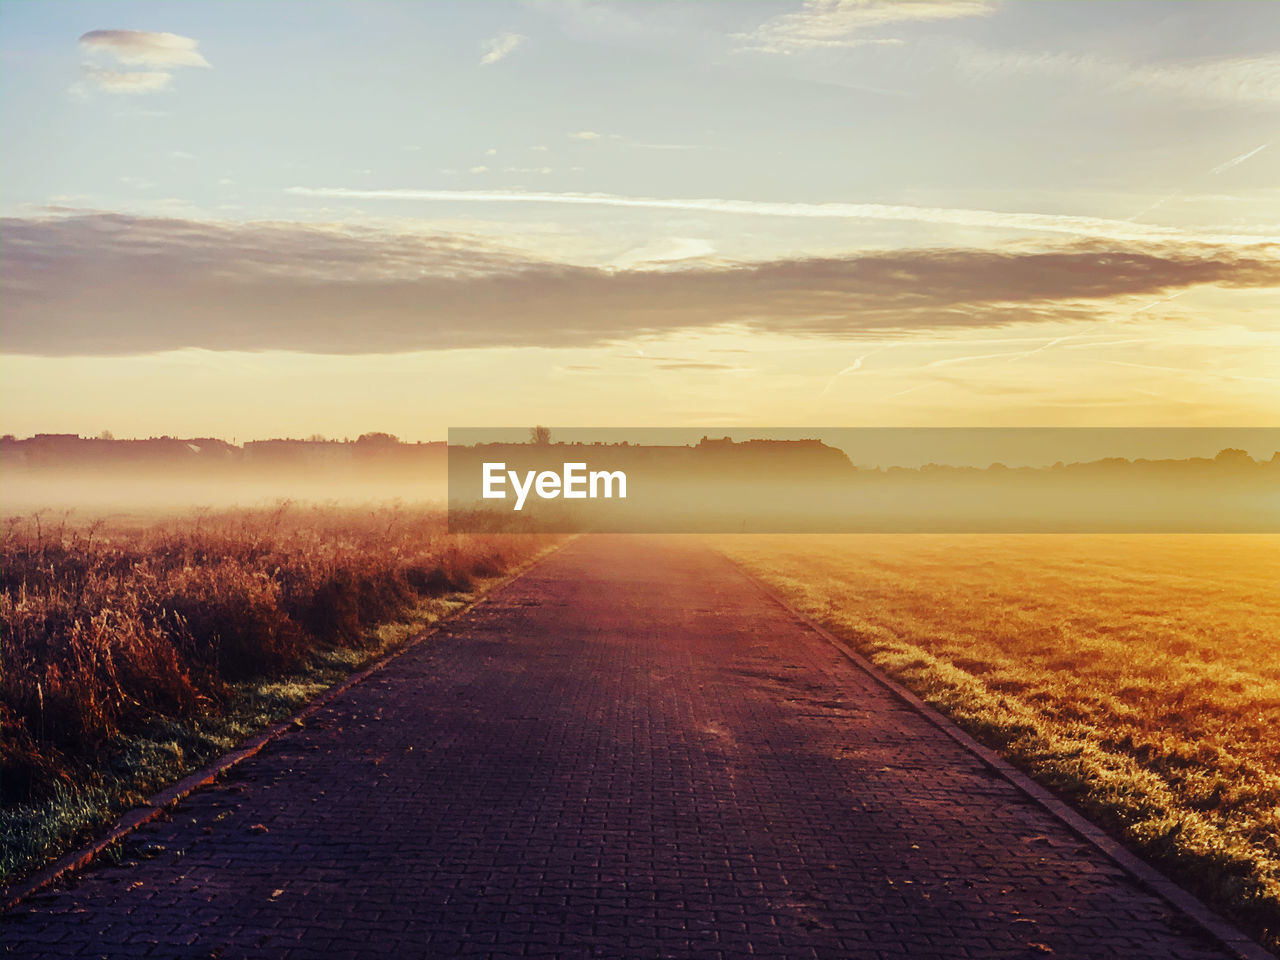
[2, 536, 1240, 959]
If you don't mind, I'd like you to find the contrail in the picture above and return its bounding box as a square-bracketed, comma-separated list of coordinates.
[1130, 144, 1270, 220]
[820, 351, 879, 395]
[923, 351, 1022, 369]
[818, 328, 1203, 397]
[285, 187, 1279, 246]
[1124, 290, 1185, 318]
[1210, 143, 1269, 175]
[1061, 337, 1165, 350]
[1108, 359, 1280, 385]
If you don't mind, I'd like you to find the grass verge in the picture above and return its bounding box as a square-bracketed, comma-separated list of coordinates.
[1, 504, 556, 885]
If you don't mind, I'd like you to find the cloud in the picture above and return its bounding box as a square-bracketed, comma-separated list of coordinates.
[656, 362, 738, 371]
[959, 48, 1280, 106]
[569, 134, 700, 151]
[284, 186, 1279, 247]
[79, 30, 210, 67]
[611, 237, 716, 269]
[2, 213, 1277, 356]
[736, 0, 992, 54]
[632, 142, 701, 151]
[1129, 56, 1280, 104]
[77, 29, 209, 94]
[480, 31, 526, 65]
[79, 66, 172, 94]
[738, 9, 1278, 106]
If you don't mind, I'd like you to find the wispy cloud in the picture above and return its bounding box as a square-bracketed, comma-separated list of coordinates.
[959, 48, 1280, 105]
[284, 186, 1280, 247]
[736, 0, 993, 54]
[611, 237, 716, 269]
[3, 213, 1276, 356]
[632, 142, 702, 151]
[569, 132, 701, 151]
[820, 333, 1166, 395]
[79, 66, 173, 94]
[480, 32, 526, 66]
[77, 29, 209, 94]
[656, 361, 740, 371]
[1107, 359, 1280, 386]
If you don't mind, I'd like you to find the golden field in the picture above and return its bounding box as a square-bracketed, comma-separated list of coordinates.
[715, 534, 1280, 950]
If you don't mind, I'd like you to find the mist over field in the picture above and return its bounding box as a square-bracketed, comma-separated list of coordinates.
[0, 434, 447, 515]
[6, 430, 1278, 531]
[0, 474, 448, 516]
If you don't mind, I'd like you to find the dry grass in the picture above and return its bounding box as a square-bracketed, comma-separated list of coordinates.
[1, 504, 557, 882]
[714, 534, 1280, 951]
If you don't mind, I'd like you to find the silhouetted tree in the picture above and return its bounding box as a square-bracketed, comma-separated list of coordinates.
[1214, 448, 1253, 467]
[530, 425, 551, 446]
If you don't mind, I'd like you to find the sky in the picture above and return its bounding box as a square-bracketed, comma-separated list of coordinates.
[1, 0, 1278, 440]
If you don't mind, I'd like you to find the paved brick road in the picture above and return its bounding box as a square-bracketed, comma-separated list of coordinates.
[3, 536, 1237, 959]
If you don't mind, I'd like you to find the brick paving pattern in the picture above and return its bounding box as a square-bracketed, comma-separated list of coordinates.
[2, 536, 1234, 959]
